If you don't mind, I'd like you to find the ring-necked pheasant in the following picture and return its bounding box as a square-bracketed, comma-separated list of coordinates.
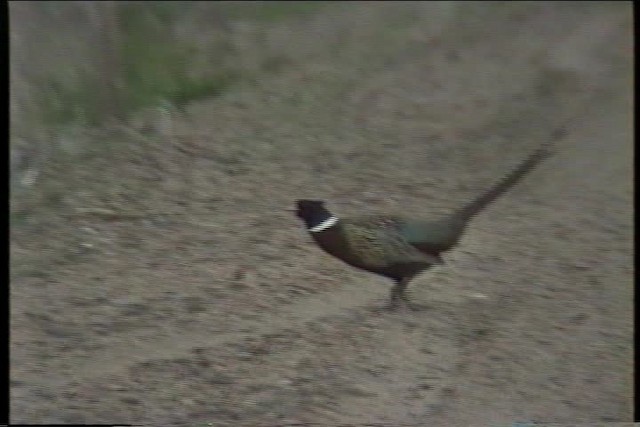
[295, 128, 564, 309]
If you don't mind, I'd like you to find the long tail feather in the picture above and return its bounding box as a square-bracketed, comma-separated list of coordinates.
[454, 126, 566, 221]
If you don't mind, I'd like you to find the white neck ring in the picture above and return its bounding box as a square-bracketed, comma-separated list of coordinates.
[309, 216, 339, 233]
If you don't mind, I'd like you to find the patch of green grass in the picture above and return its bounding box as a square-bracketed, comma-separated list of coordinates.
[39, 78, 106, 127]
[118, 3, 195, 111]
[214, 1, 331, 23]
[170, 71, 240, 107]
[36, 3, 242, 128]
[34, 1, 332, 129]
[10, 210, 31, 229]
[118, 3, 256, 112]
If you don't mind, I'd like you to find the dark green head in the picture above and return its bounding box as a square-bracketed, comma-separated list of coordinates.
[295, 200, 333, 229]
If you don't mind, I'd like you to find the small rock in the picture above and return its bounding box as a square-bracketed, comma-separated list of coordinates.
[105, 384, 127, 391]
[120, 396, 141, 405]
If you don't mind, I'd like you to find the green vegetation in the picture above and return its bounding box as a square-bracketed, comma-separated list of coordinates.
[39, 77, 106, 127]
[213, 1, 330, 23]
[117, 2, 238, 113]
[31, 1, 332, 129]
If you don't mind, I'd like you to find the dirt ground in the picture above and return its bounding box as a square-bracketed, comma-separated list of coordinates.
[10, 2, 633, 426]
